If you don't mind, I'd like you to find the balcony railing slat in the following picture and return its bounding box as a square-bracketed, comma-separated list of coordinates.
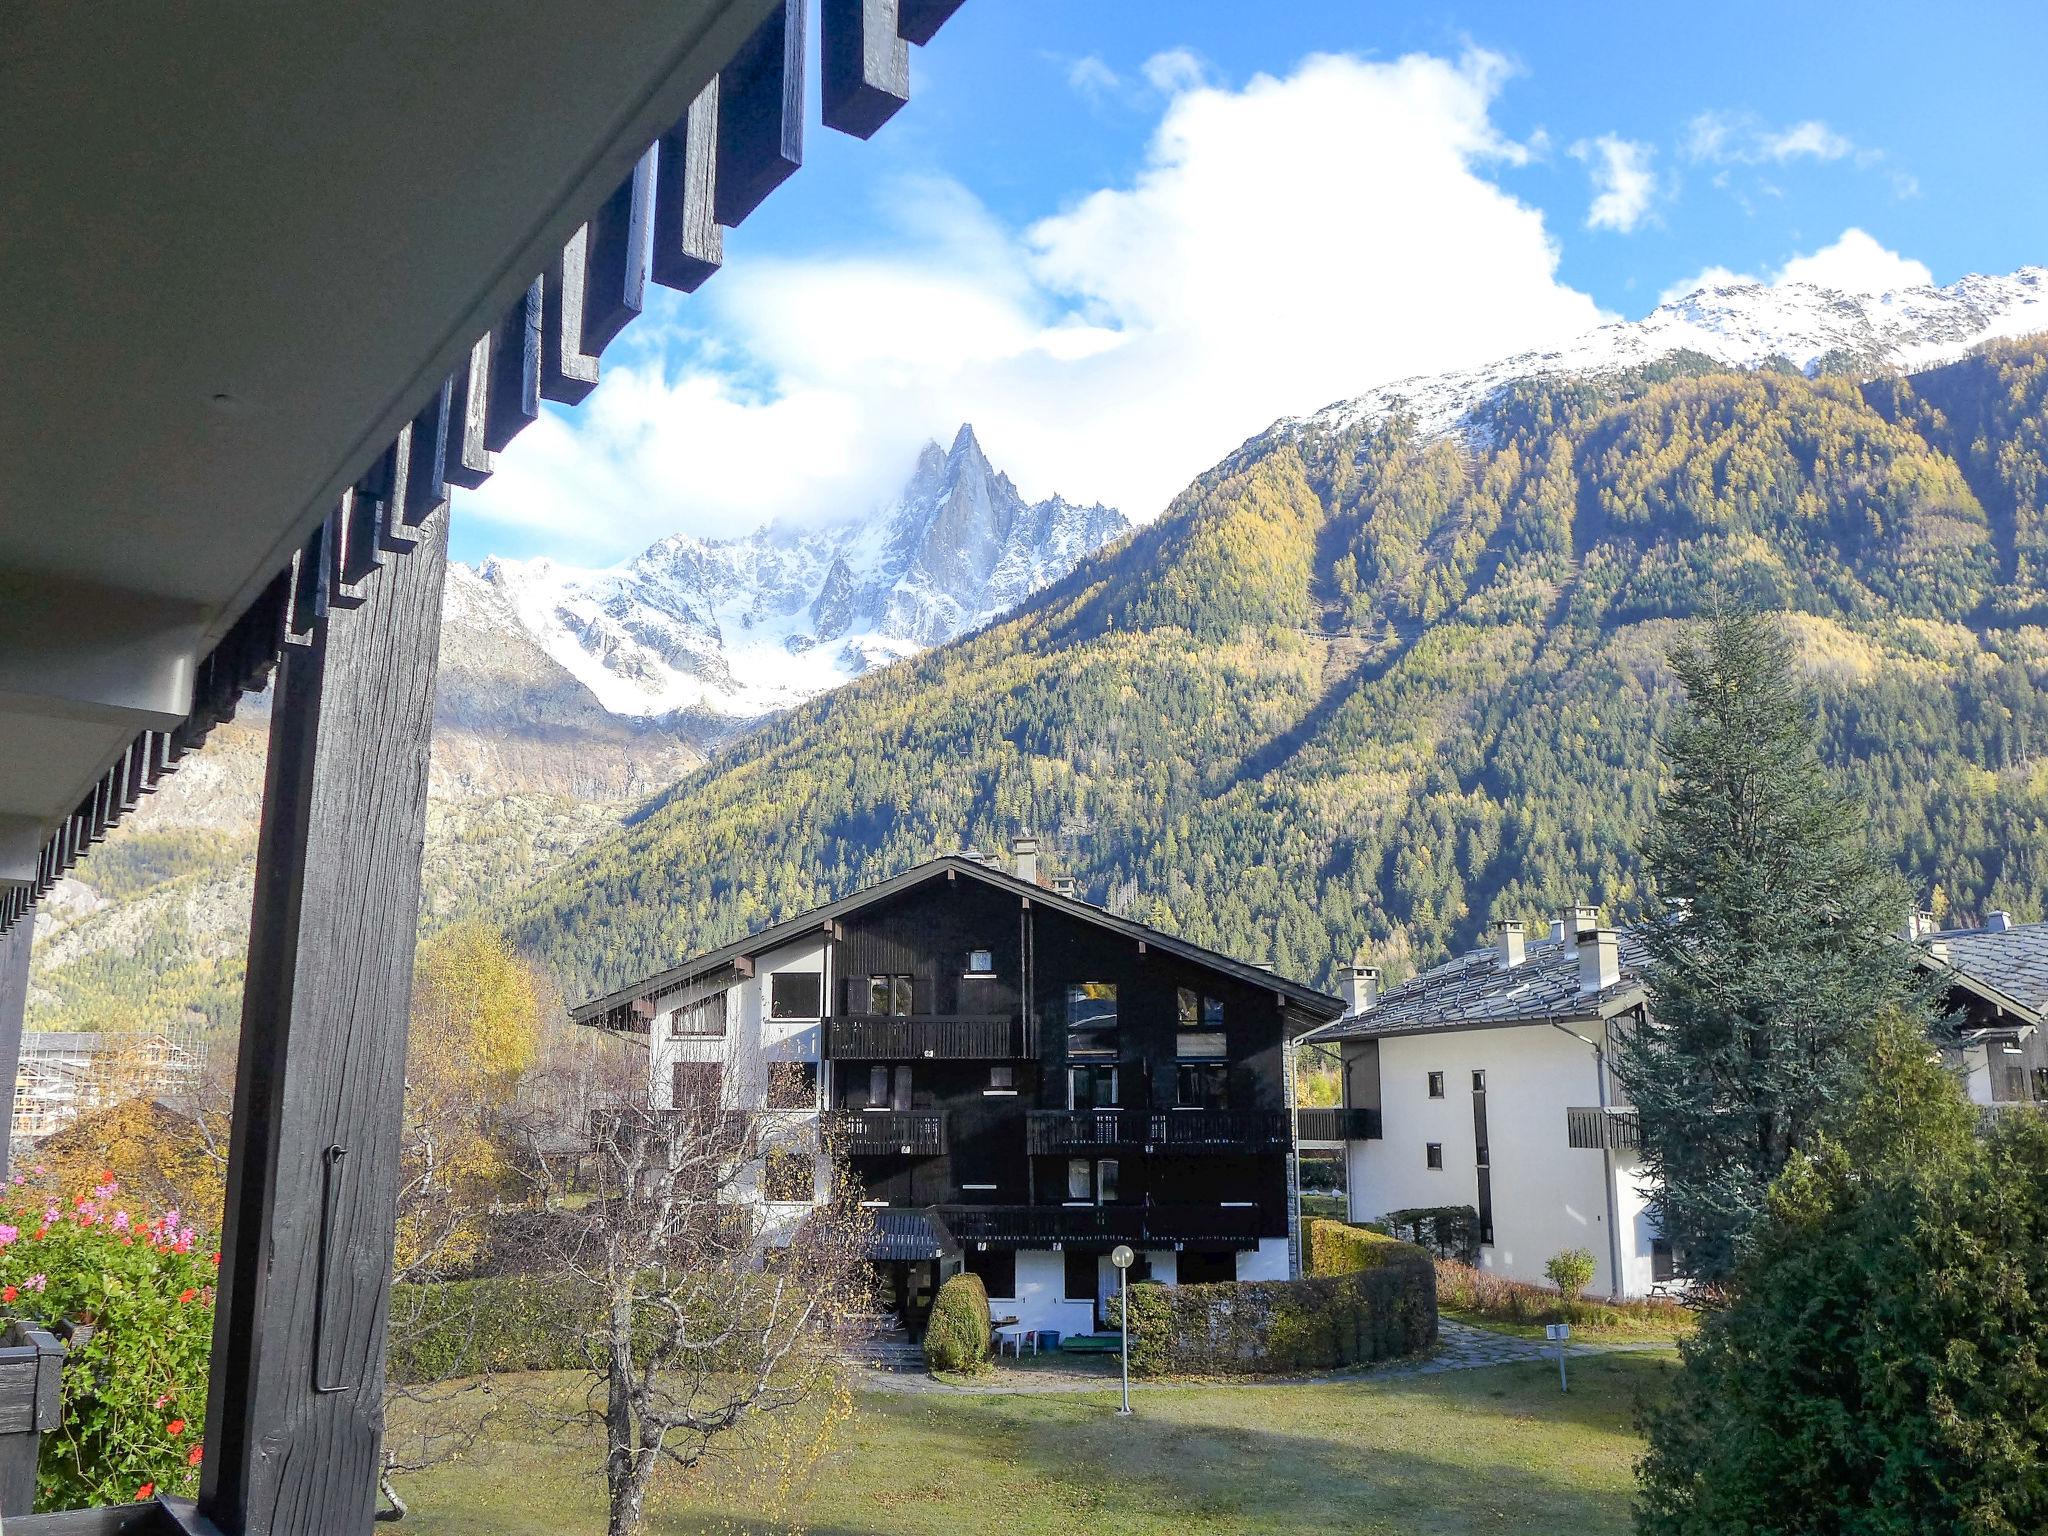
[826, 1109, 947, 1156]
[824, 1014, 1024, 1059]
[931, 1203, 1269, 1249]
[1296, 1106, 1382, 1141]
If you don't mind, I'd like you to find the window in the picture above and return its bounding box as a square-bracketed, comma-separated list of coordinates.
[1176, 1063, 1230, 1109]
[1472, 1071, 1493, 1244]
[892, 1065, 912, 1112]
[1096, 1159, 1120, 1204]
[1068, 1064, 1118, 1110]
[1202, 996, 1224, 1028]
[671, 993, 727, 1037]
[763, 1147, 812, 1203]
[1176, 1031, 1226, 1060]
[1471, 1069, 1487, 1092]
[1178, 1248, 1237, 1286]
[1066, 1158, 1091, 1200]
[987, 1065, 1015, 1092]
[770, 971, 823, 1019]
[765, 1060, 818, 1110]
[965, 948, 994, 976]
[1651, 1238, 1677, 1284]
[1427, 1071, 1445, 1098]
[866, 974, 913, 1016]
[672, 1060, 723, 1109]
[1063, 1248, 1096, 1301]
[866, 1065, 889, 1108]
[963, 1247, 1016, 1299]
[1176, 986, 1200, 1028]
[1425, 1142, 1443, 1170]
[1065, 982, 1119, 1059]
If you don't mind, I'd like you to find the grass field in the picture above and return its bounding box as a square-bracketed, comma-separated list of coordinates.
[397, 1353, 1672, 1535]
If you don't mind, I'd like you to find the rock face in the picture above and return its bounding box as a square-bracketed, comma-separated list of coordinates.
[471, 424, 1129, 720]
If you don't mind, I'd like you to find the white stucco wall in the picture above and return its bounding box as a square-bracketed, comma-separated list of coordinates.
[1347, 1021, 1652, 1297]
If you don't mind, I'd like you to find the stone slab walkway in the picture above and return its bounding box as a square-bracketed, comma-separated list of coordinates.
[851, 1319, 1676, 1396]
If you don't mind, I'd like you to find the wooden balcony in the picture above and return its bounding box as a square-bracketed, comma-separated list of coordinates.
[827, 1109, 947, 1157]
[1565, 1106, 1641, 1150]
[931, 1202, 1271, 1250]
[1296, 1106, 1383, 1142]
[1145, 1109, 1292, 1150]
[1025, 1109, 1140, 1153]
[824, 1013, 1029, 1060]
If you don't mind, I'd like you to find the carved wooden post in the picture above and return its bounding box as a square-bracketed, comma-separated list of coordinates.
[200, 505, 448, 1535]
[0, 912, 32, 1184]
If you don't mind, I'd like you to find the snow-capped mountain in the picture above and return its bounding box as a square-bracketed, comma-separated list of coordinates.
[1288, 266, 2048, 445]
[470, 425, 1127, 720]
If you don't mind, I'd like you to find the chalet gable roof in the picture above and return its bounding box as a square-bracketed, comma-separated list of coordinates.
[1917, 922, 2048, 1029]
[571, 855, 1347, 1031]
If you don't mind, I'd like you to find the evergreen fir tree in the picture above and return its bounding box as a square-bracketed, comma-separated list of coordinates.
[1614, 608, 1920, 1282]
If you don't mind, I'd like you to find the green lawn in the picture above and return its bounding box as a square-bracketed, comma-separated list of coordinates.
[396, 1353, 1672, 1535]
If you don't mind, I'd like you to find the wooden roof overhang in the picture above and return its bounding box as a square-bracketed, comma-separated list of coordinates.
[0, 0, 966, 935]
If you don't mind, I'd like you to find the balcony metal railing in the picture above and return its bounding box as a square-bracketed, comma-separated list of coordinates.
[1025, 1109, 1140, 1153]
[824, 1013, 1028, 1059]
[931, 1202, 1272, 1249]
[1565, 1106, 1641, 1150]
[1145, 1110, 1292, 1150]
[826, 1109, 948, 1157]
[1295, 1106, 1383, 1142]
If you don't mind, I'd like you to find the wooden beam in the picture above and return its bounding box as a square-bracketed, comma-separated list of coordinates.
[200, 504, 449, 1535]
[0, 911, 32, 1184]
[897, 0, 966, 45]
[483, 279, 542, 451]
[651, 80, 723, 292]
[540, 230, 602, 404]
[582, 149, 654, 352]
[821, 0, 908, 140]
[441, 335, 496, 489]
[393, 382, 452, 543]
[714, 0, 805, 226]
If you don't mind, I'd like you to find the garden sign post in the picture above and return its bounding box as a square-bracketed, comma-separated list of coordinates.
[1547, 1321, 1570, 1392]
[1112, 1243, 1135, 1416]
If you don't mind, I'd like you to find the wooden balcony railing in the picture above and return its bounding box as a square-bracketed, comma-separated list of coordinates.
[1145, 1110, 1292, 1150]
[826, 1109, 947, 1157]
[931, 1202, 1272, 1249]
[1025, 1109, 1140, 1153]
[1565, 1106, 1641, 1150]
[824, 1013, 1028, 1059]
[1296, 1106, 1383, 1142]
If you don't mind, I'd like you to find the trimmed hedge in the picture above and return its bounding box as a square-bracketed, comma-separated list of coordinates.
[386, 1275, 670, 1383]
[1306, 1218, 1427, 1278]
[922, 1272, 991, 1372]
[1127, 1241, 1436, 1377]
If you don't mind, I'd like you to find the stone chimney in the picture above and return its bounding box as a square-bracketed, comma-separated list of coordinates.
[1494, 919, 1525, 969]
[1901, 909, 1936, 941]
[1010, 834, 1039, 885]
[1560, 905, 1600, 956]
[1051, 874, 1078, 899]
[1578, 928, 1620, 996]
[1928, 936, 1951, 965]
[1986, 910, 2014, 933]
[1342, 963, 1381, 1015]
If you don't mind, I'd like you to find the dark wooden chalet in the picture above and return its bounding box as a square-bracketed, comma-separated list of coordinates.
[0, 2, 968, 1529]
[574, 849, 1347, 1334]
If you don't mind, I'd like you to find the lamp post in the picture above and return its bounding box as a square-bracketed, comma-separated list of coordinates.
[1111, 1244, 1135, 1416]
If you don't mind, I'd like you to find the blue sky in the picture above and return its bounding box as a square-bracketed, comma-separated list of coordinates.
[456, 0, 2047, 566]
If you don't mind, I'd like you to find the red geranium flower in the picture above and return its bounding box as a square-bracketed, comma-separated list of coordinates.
[2, 1286, 16, 1304]
[136, 1483, 155, 1501]
[166, 1418, 186, 1436]
[178, 1289, 198, 1304]
[188, 1444, 203, 1467]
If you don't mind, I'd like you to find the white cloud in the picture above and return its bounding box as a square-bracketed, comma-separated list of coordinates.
[1658, 227, 1934, 305]
[1141, 47, 1208, 96]
[1686, 110, 1856, 165]
[465, 49, 1607, 559]
[1066, 55, 1120, 101]
[1570, 135, 1657, 233]
[1775, 227, 1933, 293]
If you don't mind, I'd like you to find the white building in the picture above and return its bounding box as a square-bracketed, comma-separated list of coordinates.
[1300, 915, 1667, 1299]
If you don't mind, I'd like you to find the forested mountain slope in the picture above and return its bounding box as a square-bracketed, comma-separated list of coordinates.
[502, 340, 2048, 999]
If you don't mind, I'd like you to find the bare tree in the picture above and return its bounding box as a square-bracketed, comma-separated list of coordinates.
[512, 1046, 873, 1536]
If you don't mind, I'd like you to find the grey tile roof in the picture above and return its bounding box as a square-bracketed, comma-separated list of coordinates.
[1924, 923, 2048, 1026]
[1301, 931, 1651, 1043]
[867, 1208, 956, 1263]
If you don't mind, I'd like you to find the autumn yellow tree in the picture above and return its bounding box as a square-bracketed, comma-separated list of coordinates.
[395, 922, 541, 1277]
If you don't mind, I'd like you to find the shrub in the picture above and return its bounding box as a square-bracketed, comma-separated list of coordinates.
[1306, 1218, 1428, 1278]
[1544, 1248, 1597, 1302]
[921, 1272, 991, 1373]
[1127, 1241, 1435, 1377]
[1433, 1258, 1691, 1334]
[0, 1178, 214, 1510]
[1380, 1205, 1481, 1264]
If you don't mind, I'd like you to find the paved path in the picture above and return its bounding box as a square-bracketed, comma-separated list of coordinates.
[849, 1320, 1676, 1396]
